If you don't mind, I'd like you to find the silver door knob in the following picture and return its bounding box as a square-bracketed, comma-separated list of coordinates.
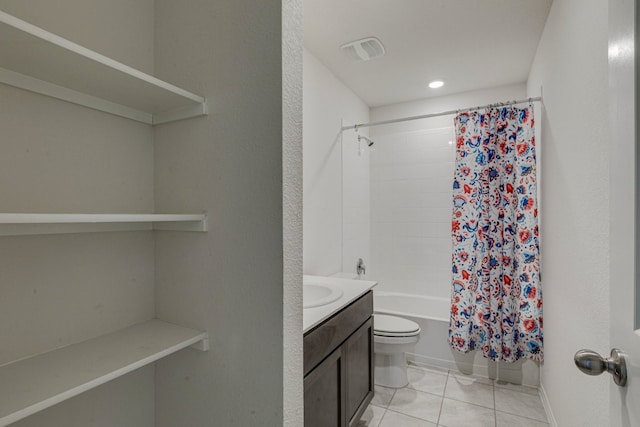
[574, 348, 627, 387]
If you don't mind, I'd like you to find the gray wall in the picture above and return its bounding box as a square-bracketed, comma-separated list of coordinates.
[153, 0, 288, 425]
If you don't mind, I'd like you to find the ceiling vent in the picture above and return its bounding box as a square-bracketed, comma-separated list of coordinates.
[340, 37, 385, 62]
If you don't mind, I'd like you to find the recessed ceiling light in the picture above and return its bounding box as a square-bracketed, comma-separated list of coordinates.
[428, 80, 444, 89]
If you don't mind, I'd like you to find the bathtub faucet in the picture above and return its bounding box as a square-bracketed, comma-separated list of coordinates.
[356, 258, 366, 277]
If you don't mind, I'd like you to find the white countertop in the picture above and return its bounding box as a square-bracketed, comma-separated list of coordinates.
[303, 275, 377, 333]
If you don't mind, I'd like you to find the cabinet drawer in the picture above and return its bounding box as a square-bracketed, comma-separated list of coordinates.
[303, 291, 373, 376]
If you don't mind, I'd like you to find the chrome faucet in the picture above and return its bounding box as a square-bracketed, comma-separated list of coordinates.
[356, 258, 366, 277]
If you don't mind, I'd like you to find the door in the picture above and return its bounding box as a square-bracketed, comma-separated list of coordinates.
[609, 0, 640, 425]
[304, 346, 346, 427]
[345, 317, 374, 426]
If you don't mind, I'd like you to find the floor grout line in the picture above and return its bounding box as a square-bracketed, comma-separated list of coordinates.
[435, 370, 449, 426]
[385, 407, 440, 425]
[367, 363, 548, 427]
[494, 409, 549, 424]
[440, 396, 498, 410]
[376, 407, 387, 427]
[493, 383, 497, 427]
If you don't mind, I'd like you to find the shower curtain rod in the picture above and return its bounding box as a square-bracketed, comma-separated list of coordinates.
[341, 96, 542, 132]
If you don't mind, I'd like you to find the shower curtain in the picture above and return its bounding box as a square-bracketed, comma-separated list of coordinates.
[448, 105, 542, 362]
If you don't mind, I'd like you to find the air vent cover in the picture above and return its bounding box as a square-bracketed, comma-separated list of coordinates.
[341, 37, 385, 61]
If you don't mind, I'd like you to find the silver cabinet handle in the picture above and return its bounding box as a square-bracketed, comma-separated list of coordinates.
[574, 348, 627, 387]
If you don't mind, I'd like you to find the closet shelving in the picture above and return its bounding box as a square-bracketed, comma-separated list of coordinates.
[0, 10, 208, 124]
[0, 213, 208, 235]
[0, 9, 210, 425]
[0, 320, 209, 426]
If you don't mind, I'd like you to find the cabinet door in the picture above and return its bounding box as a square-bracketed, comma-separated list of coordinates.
[345, 317, 374, 426]
[304, 346, 346, 427]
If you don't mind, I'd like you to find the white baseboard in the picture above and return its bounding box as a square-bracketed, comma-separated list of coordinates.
[407, 352, 469, 372]
[406, 352, 540, 388]
[407, 352, 501, 380]
[538, 383, 557, 427]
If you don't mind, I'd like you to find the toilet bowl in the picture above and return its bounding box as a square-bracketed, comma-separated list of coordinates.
[374, 314, 421, 388]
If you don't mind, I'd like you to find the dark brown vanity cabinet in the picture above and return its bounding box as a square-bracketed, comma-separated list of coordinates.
[303, 291, 374, 427]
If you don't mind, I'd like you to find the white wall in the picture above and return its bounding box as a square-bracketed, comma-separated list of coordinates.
[369, 84, 526, 298]
[153, 0, 288, 425]
[303, 50, 370, 276]
[527, 0, 610, 424]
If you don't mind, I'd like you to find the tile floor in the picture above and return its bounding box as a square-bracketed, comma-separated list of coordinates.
[359, 363, 549, 427]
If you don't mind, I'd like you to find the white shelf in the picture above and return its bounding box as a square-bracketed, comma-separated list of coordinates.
[0, 213, 208, 235]
[0, 319, 208, 426]
[0, 10, 207, 124]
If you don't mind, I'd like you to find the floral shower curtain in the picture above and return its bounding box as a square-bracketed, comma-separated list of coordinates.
[448, 105, 543, 362]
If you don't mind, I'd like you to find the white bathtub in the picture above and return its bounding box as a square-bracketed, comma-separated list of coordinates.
[374, 292, 450, 322]
[373, 291, 540, 387]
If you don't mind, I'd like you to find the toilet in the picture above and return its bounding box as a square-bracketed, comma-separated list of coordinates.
[374, 314, 421, 388]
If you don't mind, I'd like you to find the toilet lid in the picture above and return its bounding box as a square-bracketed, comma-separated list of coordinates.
[374, 314, 420, 337]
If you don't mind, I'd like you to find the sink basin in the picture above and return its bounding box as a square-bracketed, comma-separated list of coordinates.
[303, 283, 344, 308]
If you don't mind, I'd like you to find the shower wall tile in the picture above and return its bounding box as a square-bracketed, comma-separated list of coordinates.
[422, 192, 452, 208]
[343, 221, 369, 241]
[399, 222, 450, 238]
[370, 127, 455, 298]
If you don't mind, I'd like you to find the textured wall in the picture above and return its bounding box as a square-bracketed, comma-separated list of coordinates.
[527, 0, 610, 424]
[282, 0, 304, 424]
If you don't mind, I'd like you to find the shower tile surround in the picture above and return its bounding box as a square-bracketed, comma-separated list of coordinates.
[359, 363, 548, 427]
[369, 127, 455, 298]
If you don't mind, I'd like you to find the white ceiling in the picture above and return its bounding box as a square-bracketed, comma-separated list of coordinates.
[304, 0, 553, 107]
